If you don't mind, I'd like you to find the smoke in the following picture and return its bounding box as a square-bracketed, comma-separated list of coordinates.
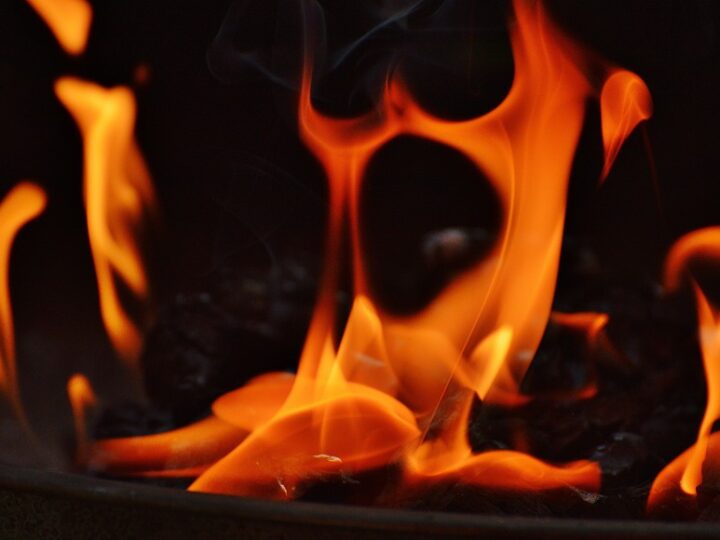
[207, 0, 512, 117]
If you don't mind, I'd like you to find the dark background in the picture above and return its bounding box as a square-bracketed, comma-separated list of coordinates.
[0, 0, 718, 468]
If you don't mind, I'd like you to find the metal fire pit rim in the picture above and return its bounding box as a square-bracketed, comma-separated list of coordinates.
[1, 464, 719, 539]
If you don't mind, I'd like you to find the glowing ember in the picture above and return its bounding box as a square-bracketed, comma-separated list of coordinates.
[55, 78, 156, 368]
[550, 312, 609, 345]
[0, 182, 47, 427]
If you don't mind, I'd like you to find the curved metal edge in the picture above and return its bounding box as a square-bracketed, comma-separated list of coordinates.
[0, 465, 719, 539]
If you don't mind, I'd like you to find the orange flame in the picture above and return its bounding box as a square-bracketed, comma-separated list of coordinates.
[67, 373, 97, 461]
[93, 0, 650, 499]
[649, 227, 720, 510]
[27, 0, 92, 56]
[89, 416, 247, 477]
[600, 70, 652, 181]
[86, 371, 292, 476]
[54, 77, 156, 367]
[664, 227, 720, 291]
[212, 371, 295, 432]
[0, 182, 47, 424]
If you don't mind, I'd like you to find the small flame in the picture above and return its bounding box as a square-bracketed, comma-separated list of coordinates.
[54, 77, 156, 367]
[649, 227, 720, 509]
[600, 70, 653, 181]
[27, 0, 92, 56]
[551, 312, 609, 345]
[0, 182, 47, 425]
[67, 373, 97, 461]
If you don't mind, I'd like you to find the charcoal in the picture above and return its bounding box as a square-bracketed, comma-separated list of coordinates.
[529, 403, 593, 459]
[571, 487, 648, 520]
[141, 256, 316, 422]
[93, 402, 175, 439]
[641, 402, 703, 465]
[587, 396, 632, 430]
[141, 293, 255, 422]
[520, 320, 594, 397]
[94, 236, 710, 520]
[592, 432, 650, 490]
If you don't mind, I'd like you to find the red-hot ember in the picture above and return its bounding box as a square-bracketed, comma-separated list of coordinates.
[81, 0, 653, 502]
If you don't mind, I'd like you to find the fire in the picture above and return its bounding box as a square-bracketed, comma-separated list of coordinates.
[67, 373, 97, 461]
[551, 312, 609, 345]
[88, 0, 651, 501]
[543, 311, 610, 400]
[0, 182, 47, 427]
[648, 227, 720, 512]
[54, 78, 156, 367]
[600, 70, 653, 181]
[89, 417, 246, 478]
[26, 0, 92, 56]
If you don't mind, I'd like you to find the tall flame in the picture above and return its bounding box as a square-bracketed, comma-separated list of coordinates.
[185, 0, 648, 497]
[54, 78, 156, 367]
[0, 182, 47, 423]
[89, 0, 651, 500]
[648, 227, 720, 511]
[26, 0, 92, 56]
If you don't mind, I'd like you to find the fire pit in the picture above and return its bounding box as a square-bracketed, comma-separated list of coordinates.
[1, 465, 718, 540]
[2, 0, 720, 534]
